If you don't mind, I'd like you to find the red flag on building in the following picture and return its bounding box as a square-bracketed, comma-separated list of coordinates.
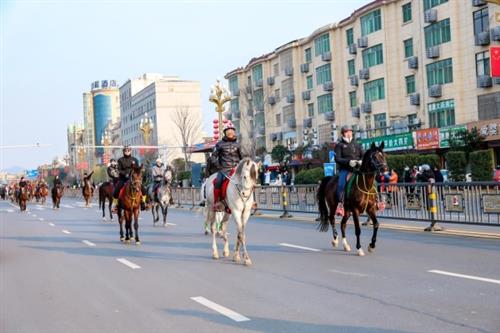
[491, 46, 500, 77]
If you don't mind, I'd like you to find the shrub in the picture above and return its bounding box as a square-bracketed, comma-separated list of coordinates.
[470, 150, 493, 181]
[178, 171, 192, 181]
[294, 167, 325, 184]
[446, 151, 466, 181]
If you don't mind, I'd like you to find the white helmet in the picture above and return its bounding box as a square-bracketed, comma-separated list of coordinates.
[156, 158, 162, 164]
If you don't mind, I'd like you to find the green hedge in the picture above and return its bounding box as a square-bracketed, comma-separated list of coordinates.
[294, 167, 324, 184]
[385, 153, 440, 178]
[470, 150, 493, 181]
[178, 171, 191, 180]
[446, 151, 466, 182]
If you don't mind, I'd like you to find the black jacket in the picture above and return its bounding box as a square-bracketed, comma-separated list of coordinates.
[334, 137, 363, 171]
[212, 137, 242, 172]
[117, 155, 139, 180]
[19, 180, 27, 188]
[53, 178, 62, 187]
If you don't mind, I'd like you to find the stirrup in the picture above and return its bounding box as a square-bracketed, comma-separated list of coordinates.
[335, 205, 344, 216]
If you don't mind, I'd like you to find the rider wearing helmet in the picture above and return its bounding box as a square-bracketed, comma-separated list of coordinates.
[17, 176, 27, 201]
[112, 145, 147, 211]
[53, 175, 62, 187]
[212, 122, 242, 211]
[149, 158, 165, 201]
[107, 158, 119, 185]
[334, 125, 363, 216]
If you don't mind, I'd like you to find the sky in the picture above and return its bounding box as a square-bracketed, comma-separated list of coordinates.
[0, 0, 371, 171]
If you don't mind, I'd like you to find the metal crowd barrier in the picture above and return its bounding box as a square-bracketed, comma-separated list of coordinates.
[171, 182, 500, 226]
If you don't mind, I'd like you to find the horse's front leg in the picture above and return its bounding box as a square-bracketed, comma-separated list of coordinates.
[352, 209, 364, 256]
[151, 204, 157, 226]
[108, 199, 113, 221]
[340, 212, 351, 252]
[239, 208, 252, 266]
[367, 205, 379, 253]
[209, 210, 219, 259]
[162, 205, 168, 226]
[118, 210, 124, 241]
[221, 213, 230, 258]
[330, 202, 338, 248]
[134, 208, 140, 245]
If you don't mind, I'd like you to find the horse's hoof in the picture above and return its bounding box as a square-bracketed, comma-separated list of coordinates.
[125, 239, 130, 244]
[243, 258, 252, 266]
[205, 230, 209, 235]
[368, 245, 375, 253]
[343, 242, 351, 253]
[332, 238, 339, 248]
[163, 223, 167, 227]
[135, 241, 141, 245]
[120, 237, 125, 242]
[233, 254, 241, 263]
[223, 250, 230, 258]
[212, 253, 219, 260]
[357, 248, 365, 256]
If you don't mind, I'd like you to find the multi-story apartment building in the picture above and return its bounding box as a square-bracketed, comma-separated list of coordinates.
[225, 0, 500, 160]
[120, 73, 204, 164]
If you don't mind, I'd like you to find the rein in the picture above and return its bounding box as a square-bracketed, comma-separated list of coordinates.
[224, 169, 255, 204]
[354, 170, 378, 213]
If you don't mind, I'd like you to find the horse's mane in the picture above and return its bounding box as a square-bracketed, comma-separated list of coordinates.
[235, 158, 257, 182]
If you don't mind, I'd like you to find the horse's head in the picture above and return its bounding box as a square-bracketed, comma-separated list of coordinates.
[235, 158, 260, 189]
[130, 164, 143, 192]
[164, 170, 173, 184]
[362, 142, 387, 174]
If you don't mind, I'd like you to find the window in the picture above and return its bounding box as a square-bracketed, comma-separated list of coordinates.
[476, 51, 490, 77]
[305, 48, 312, 63]
[349, 91, 357, 107]
[374, 113, 387, 136]
[346, 28, 354, 45]
[273, 63, 279, 77]
[275, 88, 280, 100]
[230, 99, 239, 113]
[307, 103, 314, 117]
[428, 99, 455, 128]
[361, 9, 381, 36]
[348, 59, 355, 76]
[364, 78, 385, 102]
[254, 89, 264, 110]
[424, 0, 448, 11]
[402, 3, 412, 23]
[424, 19, 451, 48]
[316, 64, 332, 85]
[365, 115, 373, 138]
[362, 44, 383, 68]
[405, 75, 416, 94]
[317, 93, 333, 114]
[314, 33, 331, 57]
[408, 114, 418, 127]
[473, 8, 489, 35]
[426, 58, 453, 87]
[252, 65, 263, 85]
[306, 75, 313, 90]
[404, 38, 413, 58]
[275, 114, 281, 127]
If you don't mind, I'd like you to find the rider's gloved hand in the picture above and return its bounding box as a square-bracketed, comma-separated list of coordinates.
[349, 160, 357, 168]
[357, 160, 363, 166]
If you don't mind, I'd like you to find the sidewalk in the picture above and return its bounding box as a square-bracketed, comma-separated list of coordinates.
[174, 204, 500, 240]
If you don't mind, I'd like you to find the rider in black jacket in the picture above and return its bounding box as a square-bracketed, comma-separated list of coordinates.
[112, 146, 147, 211]
[212, 123, 242, 211]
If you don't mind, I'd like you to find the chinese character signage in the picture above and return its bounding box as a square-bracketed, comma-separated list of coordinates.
[324, 163, 335, 176]
[467, 119, 500, 141]
[416, 128, 439, 150]
[359, 132, 413, 152]
[439, 125, 467, 148]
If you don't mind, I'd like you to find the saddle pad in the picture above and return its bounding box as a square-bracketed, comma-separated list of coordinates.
[345, 173, 357, 198]
[213, 168, 236, 201]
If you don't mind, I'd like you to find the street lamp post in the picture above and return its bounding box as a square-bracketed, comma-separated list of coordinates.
[209, 79, 232, 141]
[139, 112, 154, 146]
[101, 130, 112, 165]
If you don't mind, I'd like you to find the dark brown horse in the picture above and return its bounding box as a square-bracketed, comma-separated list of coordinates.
[19, 187, 29, 211]
[39, 185, 49, 205]
[99, 181, 114, 221]
[82, 171, 94, 207]
[117, 165, 143, 244]
[51, 184, 64, 209]
[317, 142, 387, 256]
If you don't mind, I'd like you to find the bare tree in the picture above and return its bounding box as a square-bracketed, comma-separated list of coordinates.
[172, 105, 202, 171]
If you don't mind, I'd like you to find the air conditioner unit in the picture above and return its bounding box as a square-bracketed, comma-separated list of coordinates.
[324, 112, 335, 121]
[491, 26, 500, 41]
[285, 66, 294, 76]
[321, 51, 332, 62]
[300, 63, 310, 73]
[472, 0, 487, 7]
[429, 84, 442, 98]
[424, 9, 437, 24]
[410, 93, 420, 106]
[358, 36, 368, 48]
[351, 106, 360, 118]
[255, 80, 263, 88]
[303, 118, 312, 128]
[286, 94, 295, 103]
[475, 31, 490, 46]
[322, 81, 333, 91]
[361, 102, 372, 114]
[348, 43, 357, 55]
[426, 46, 440, 59]
[350, 75, 359, 86]
[408, 56, 418, 70]
[268, 96, 276, 105]
[359, 68, 370, 80]
[267, 76, 275, 86]
[302, 90, 311, 101]
[477, 75, 493, 88]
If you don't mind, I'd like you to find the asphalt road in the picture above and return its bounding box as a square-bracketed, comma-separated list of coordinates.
[1, 197, 499, 333]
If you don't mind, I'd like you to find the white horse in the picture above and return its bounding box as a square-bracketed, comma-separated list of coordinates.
[204, 158, 260, 266]
[149, 170, 173, 227]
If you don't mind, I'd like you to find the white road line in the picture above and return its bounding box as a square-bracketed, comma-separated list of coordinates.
[116, 258, 141, 270]
[62, 230, 71, 234]
[328, 269, 369, 277]
[60, 204, 74, 208]
[191, 296, 250, 322]
[166, 223, 176, 226]
[32, 214, 37, 217]
[82, 240, 96, 247]
[6, 209, 14, 213]
[428, 270, 500, 285]
[49, 223, 55, 226]
[39, 218, 44, 221]
[279, 243, 321, 252]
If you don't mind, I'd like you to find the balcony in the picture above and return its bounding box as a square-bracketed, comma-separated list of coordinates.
[300, 63, 310, 73]
[426, 45, 440, 59]
[322, 81, 333, 91]
[472, 0, 487, 6]
[408, 56, 418, 69]
[361, 102, 372, 114]
[348, 43, 357, 55]
[321, 51, 332, 62]
[284, 66, 294, 76]
[302, 90, 311, 101]
[350, 75, 359, 86]
[491, 26, 500, 41]
[477, 75, 493, 88]
[324, 111, 335, 121]
[287, 119, 297, 129]
[428, 84, 442, 98]
[424, 9, 437, 24]
[268, 96, 276, 105]
[410, 93, 420, 106]
[475, 31, 490, 46]
[286, 94, 295, 103]
[358, 36, 368, 48]
[267, 76, 275, 86]
[303, 117, 312, 128]
[351, 107, 360, 118]
[359, 68, 370, 80]
[255, 79, 263, 88]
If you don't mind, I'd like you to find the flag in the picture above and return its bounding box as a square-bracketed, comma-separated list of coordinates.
[491, 46, 500, 77]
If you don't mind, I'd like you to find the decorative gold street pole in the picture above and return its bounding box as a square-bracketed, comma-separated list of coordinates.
[140, 112, 154, 146]
[101, 130, 112, 164]
[209, 79, 232, 141]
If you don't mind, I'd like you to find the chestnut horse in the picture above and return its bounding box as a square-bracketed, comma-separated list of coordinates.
[39, 185, 49, 205]
[317, 142, 387, 256]
[19, 187, 29, 212]
[82, 171, 94, 207]
[117, 165, 143, 244]
[99, 181, 114, 221]
[51, 184, 64, 209]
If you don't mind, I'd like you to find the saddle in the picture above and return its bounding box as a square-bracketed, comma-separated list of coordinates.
[213, 168, 235, 202]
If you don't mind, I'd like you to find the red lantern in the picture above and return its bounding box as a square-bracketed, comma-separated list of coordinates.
[213, 119, 219, 123]
[213, 130, 219, 134]
[213, 134, 219, 140]
[213, 124, 219, 129]
[223, 119, 228, 124]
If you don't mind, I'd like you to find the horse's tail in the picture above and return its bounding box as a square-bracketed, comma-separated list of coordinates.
[317, 176, 332, 232]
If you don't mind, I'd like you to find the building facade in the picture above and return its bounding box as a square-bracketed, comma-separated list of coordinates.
[120, 73, 204, 164]
[66, 123, 84, 177]
[225, 0, 500, 158]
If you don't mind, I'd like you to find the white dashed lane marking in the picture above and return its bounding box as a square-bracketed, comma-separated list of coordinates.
[428, 270, 500, 285]
[279, 243, 321, 252]
[191, 296, 250, 322]
[116, 258, 141, 270]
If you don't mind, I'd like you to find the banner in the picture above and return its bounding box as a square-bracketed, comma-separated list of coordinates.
[439, 124, 467, 148]
[491, 46, 500, 77]
[416, 128, 439, 150]
[359, 132, 413, 152]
